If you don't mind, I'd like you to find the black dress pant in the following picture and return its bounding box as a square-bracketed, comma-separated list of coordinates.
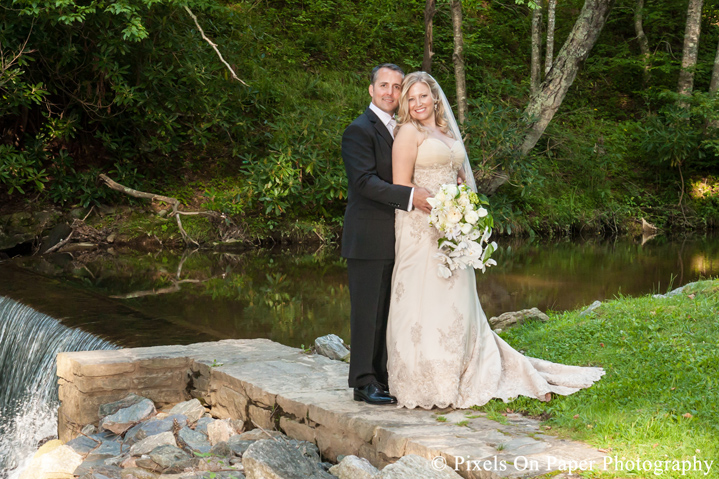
[346, 258, 394, 388]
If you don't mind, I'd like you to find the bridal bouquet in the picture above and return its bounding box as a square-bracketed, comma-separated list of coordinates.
[427, 184, 497, 278]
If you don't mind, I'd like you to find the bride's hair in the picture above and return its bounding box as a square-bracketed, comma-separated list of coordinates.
[395, 71, 453, 138]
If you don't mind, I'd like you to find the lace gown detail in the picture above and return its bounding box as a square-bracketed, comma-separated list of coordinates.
[386, 139, 604, 409]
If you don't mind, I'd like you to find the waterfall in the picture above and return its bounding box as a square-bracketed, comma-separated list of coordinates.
[0, 296, 115, 479]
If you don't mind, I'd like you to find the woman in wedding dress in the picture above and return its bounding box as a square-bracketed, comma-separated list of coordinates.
[386, 72, 604, 409]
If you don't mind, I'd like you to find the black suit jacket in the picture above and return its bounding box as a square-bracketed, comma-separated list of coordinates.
[341, 108, 412, 260]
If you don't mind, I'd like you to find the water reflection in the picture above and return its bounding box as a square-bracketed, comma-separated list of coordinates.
[0, 235, 717, 349]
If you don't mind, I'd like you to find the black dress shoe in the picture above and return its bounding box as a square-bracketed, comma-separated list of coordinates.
[354, 383, 397, 405]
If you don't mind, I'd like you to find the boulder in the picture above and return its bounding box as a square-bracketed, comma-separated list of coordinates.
[328, 455, 379, 479]
[125, 414, 187, 445]
[579, 300, 602, 316]
[314, 334, 350, 361]
[168, 399, 205, 425]
[237, 429, 283, 441]
[488, 307, 549, 331]
[178, 426, 212, 454]
[242, 439, 333, 479]
[19, 444, 84, 479]
[149, 444, 194, 472]
[101, 397, 156, 435]
[376, 455, 462, 478]
[226, 437, 254, 457]
[130, 431, 177, 457]
[208, 419, 236, 445]
[194, 417, 214, 435]
[209, 441, 232, 458]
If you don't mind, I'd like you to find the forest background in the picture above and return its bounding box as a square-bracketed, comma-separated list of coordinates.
[2, 0, 719, 244]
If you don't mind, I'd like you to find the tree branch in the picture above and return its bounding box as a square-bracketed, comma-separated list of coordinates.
[184, 6, 249, 87]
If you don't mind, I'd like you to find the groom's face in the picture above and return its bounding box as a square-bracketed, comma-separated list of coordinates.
[369, 68, 404, 115]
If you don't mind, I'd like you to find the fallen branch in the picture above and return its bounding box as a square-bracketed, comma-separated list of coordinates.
[44, 231, 73, 255]
[99, 174, 201, 246]
[184, 6, 249, 87]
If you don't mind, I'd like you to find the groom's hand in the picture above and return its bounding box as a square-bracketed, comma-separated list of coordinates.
[413, 187, 433, 214]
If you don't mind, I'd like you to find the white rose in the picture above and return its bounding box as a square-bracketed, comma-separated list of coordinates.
[464, 209, 479, 224]
[447, 208, 463, 224]
[458, 195, 471, 207]
[435, 190, 446, 202]
[445, 184, 459, 197]
[477, 207, 488, 218]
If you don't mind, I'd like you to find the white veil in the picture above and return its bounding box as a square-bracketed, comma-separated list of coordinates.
[429, 74, 477, 193]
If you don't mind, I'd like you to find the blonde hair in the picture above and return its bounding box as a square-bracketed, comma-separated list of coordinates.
[395, 71, 453, 138]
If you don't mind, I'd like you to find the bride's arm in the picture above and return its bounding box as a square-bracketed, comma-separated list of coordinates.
[392, 125, 421, 187]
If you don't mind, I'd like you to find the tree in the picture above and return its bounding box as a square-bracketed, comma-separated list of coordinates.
[545, 0, 557, 74]
[423, 0, 437, 73]
[677, 0, 705, 101]
[530, 2, 543, 94]
[710, 35, 719, 96]
[634, 0, 651, 85]
[450, 0, 467, 124]
[520, 0, 616, 155]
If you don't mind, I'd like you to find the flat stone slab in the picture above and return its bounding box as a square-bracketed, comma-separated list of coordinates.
[58, 339, 606, 479]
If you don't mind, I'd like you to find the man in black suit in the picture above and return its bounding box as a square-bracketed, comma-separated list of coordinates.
[341, 64, 431, 405]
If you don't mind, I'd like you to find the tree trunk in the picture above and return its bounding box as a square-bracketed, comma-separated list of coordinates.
[545, 0, 557, 75]
[531, 2, 543, 95]
[521, 0, 616, 155]
[451, 0, 467, 124]
[423, 0, 437, 73]
[676, 0, 704, 101]
[710, 35, 719, 96]
[634, 0, 651, 85]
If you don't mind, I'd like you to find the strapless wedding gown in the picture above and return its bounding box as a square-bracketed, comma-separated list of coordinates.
[386, 138, 604, 409]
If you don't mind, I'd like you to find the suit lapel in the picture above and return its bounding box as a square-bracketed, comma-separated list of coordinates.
[365, 108, 393, 148]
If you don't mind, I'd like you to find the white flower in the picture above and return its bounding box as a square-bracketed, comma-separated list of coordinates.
[438, 264, 451, 278]
[445, 184, 459, 197]
[460, 223, 473, 235]
[427, 197, 442, 209]
[435, 190, 446, 202]
[458, 195, 471, 207]
[447, 208, 463, 224]
[464, 209, 479, 224]
[477, 207, 488, 218]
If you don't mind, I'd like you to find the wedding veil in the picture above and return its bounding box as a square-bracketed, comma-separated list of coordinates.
[429, 75, 477, 193]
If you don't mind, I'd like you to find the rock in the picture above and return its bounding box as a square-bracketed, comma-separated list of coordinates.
[130, 431, 177, 457]
[286, 439, 320, 464]
[579, 300, 602, 316]
[19, 444, 84, 479]
[194, 417, 214, 435]
[99, 394, 149, 419]
[82, 424, 98, 436]
[376, 455, 462, 478]
[75, 462, 123, 478]
[101, 397, 156, 435]
[653, 282, 698, 299]
[178, 426, 212, 454]
[242, 439, 333, 479]
[66, 435, 102, 455]
[38, 222, 72, 254]
[107, 233, 116, 243]
[488, 307, 549, 330]
[314, 334, 350, 361]
[120, 467, 158, 479]
[208, 419, 235, 445]
[168, 399, 205, 425]
[125, 415, 188, 445]
[209, 441, 232, 458]
[149, 445, 194, 472]
[236, 429, 283, 441]
[158, 210, 168, 218]
[328, 455, 379, 479]
[226, 437, 254, 457]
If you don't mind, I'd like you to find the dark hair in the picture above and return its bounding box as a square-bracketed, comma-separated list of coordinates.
[370, 63, 405, 85]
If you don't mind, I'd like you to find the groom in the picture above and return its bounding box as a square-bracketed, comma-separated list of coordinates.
[341, 63, 432, 405]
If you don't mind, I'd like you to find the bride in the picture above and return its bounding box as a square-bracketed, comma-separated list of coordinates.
[386, 72, 604, 409]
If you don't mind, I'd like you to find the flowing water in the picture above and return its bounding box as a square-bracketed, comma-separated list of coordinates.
[0, 297, 115, 478]
[0, 234, 717, 477]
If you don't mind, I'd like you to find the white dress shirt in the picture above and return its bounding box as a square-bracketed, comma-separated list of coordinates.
[368, 103, 414, 211]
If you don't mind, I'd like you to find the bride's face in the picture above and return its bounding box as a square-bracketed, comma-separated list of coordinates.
[406, 82, 434, 125]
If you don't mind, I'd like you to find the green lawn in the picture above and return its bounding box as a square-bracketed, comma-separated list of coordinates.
[475, 279, 719, 478]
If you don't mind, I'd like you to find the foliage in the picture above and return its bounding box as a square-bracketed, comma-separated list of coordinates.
[1, 0, 719, 238]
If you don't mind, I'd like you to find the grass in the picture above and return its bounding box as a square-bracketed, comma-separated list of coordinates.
[473, 279, 719, 478]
